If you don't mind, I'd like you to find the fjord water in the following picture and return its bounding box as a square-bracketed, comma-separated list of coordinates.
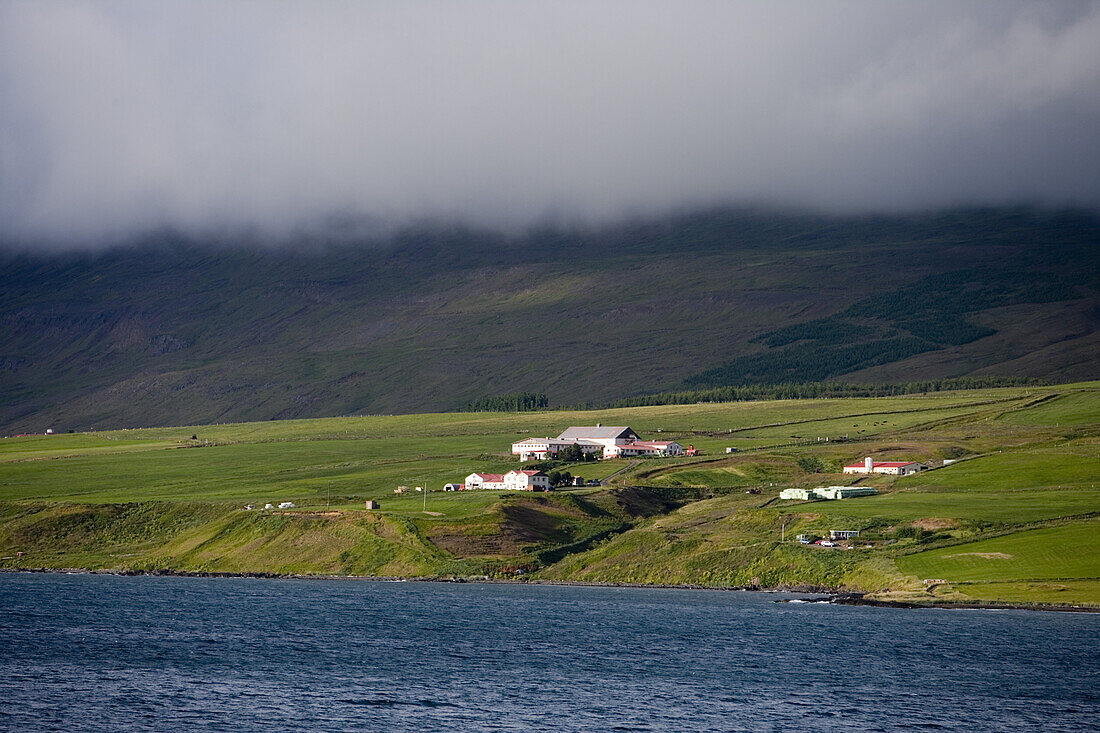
[1, 575, 1097, 732]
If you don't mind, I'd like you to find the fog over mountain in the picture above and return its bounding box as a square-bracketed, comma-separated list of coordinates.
[2, 1, 1099, 247]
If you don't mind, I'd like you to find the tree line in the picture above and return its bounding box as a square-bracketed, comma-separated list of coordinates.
[565, 376, 1047, 410]
[461, 392, 549, 412]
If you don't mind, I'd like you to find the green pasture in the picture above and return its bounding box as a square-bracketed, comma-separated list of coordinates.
[996, 389, 1099, 427]
[0, 434, 183, 463]
[778, 488, 1100, 524]
[560, 460, 633, 482]
[29, 388, 1035, 447]
[646, 460, 798, 489]
[775, 443, 1100, 523]
[947, 580, 1100, 606]
[0, 390, 1040, 506]
[342, 489, 598, 520]
[898, 521, 1100, 582]
[903, 443, 1099, 493]
[0, 437, 515, 504]
[722, 400, 1029, 443]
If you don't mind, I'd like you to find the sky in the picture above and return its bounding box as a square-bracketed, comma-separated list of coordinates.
[2, 0, 1099, 246]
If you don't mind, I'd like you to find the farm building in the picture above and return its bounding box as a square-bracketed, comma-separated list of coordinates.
[365, 500, 380, 510]
[604, 441, 684, 458]
[780, 486, 879, 501]
[814, 486, 879, 499]
[504, 470, 551, 491]
[557, 425, 640, 445]
[843, 457, 928, 476]
[465, 472, 505, 490]
[513, 425, 683, 460]
[830, 530, 861, 540]
[511, 437, 604, 461]
[464, 470, 550, 491]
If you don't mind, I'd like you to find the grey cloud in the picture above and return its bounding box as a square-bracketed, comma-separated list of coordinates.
[1, 0, 1099, 246]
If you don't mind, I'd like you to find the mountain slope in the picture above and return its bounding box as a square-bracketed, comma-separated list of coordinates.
[2, 208, 1098, 432]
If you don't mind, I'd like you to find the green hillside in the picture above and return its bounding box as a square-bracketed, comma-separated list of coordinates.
[2, 208, 1097, 433]
[1, 383, 1097, 608]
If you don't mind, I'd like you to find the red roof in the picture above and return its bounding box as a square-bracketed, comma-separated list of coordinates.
[845, 461, 919, 468]
[471, 473, 503, 481]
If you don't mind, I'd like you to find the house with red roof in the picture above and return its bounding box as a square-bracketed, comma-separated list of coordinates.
[604, 441, 685, 458]
[843, 457, 928, 476]
[464, 472, 505, 490]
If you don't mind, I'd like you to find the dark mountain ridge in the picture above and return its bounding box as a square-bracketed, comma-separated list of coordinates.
[2, 207, 1097, 432]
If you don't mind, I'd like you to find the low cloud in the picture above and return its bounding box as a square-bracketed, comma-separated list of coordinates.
[2, 1, 1099, 246]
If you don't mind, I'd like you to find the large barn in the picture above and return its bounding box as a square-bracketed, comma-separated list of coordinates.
[512, 425, 684, 460]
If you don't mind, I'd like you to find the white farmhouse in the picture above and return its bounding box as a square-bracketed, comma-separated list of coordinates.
[843, 457, 928, 476]
[463, 470, 550, 491]
[503, 470, 551, 491]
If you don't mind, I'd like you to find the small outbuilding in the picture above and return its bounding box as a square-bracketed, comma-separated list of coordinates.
[814, 486, 879, 500]
[365, 500, 380, 510]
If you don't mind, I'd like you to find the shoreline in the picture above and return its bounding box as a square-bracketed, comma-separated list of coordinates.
[4, 566, 1097, 614]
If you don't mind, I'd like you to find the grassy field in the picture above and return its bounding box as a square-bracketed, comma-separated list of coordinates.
[0, 392, 1027, 504]
[1, 382, 1097, 606]
[769, 441, 1100, 524]
[996, 390, 1100, 426]
[896, 521, 1100, 582]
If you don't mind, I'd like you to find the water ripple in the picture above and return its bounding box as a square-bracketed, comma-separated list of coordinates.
[1, 574, 1098, 732]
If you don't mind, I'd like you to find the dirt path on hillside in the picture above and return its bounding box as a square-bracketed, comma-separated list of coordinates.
[600, 461, 639, 485]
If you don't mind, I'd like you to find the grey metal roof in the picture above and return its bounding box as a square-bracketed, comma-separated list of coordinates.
[556, 426, 638, 441]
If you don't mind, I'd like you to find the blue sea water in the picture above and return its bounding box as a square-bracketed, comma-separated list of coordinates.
[0, 574, 1098, 732]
